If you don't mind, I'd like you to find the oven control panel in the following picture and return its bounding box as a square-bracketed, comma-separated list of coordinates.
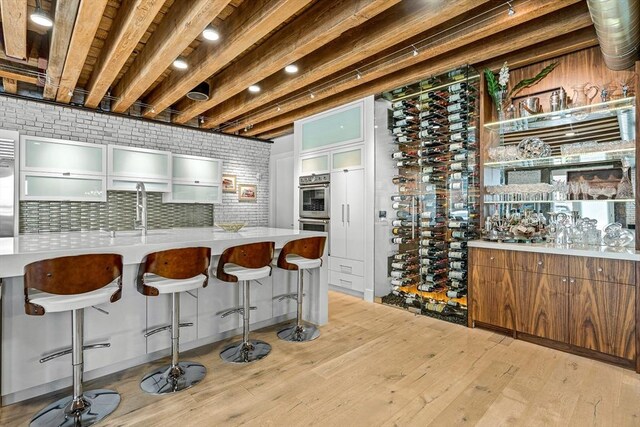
[299, 173, 330, 185]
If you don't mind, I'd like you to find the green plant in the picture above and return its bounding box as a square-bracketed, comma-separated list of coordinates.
[484, 62, 558, 111]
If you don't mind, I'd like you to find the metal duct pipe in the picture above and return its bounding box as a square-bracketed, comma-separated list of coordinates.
[586, 0, 640, 70]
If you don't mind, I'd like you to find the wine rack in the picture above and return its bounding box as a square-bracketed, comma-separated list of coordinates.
[382, 65, 480, 325]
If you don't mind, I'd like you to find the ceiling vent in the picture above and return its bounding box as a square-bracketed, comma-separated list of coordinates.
[187, 82, 210, 101]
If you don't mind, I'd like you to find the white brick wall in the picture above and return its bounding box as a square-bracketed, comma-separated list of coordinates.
[0, 96, 271, 227]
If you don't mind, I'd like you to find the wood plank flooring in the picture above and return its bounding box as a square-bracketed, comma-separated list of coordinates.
[2, 291, 640, 426]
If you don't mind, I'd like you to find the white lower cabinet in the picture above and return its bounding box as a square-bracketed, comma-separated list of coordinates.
[197, 276, 240, 338]
[329, 167, 365, 294]
[245, 275, 273, 325]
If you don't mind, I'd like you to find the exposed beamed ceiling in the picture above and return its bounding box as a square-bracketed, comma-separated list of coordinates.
[0, 0, 606, 140]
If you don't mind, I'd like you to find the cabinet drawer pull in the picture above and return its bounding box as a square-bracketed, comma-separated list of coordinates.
[562, 278, 567, 283]
[537, 261, 543, 266]
[597, 267, 603, 272]
[489, 256, 495, 260]
[339, 279, 351, 285]
[570, 279, 575, 284]
[340, 265, 352, 273]
[194, 180, 200, 184]
[62, 172, 71, 176]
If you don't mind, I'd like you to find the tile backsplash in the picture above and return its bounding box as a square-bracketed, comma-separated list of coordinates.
[20, 191, 213, 234]
[0, 95, 271, 234]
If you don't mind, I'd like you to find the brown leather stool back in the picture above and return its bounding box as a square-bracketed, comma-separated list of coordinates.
[24, 253, 123, 316]
[216, 241, 275, 282]
[277, 237, 327, 271]
[138, 247, 211, 296]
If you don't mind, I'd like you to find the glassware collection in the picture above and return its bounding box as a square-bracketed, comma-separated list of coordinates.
[384, 66, 480, 324]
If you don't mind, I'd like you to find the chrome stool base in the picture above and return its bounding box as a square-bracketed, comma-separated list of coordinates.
[30, 389, 120, 427]
[277, 323, 320, 342]
[140, 361, 206, 395]
[220, 339, 271, 364]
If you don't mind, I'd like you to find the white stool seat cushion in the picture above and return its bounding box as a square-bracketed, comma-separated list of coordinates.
[223, 263, 271, 281]
[29, 282, 120, 313]
[143, 273, 207, 294]
[285, 254, 322, 269]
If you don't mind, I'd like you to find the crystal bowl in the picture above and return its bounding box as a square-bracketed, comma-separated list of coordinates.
[216, 222, 246, 232]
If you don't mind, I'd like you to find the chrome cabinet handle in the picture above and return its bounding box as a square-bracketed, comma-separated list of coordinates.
[562, 278, 567, 283]
[537, 261, 543, 266]
[489, 256, 495, 260]
[570, 279, 575, 284]
[347, 204, 350, 223]
[341, 204, 345, 223]
[597, 267, 603, 272]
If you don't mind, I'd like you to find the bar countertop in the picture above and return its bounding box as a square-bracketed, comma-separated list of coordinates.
[0, 227, 326, 278]
[468, 239, 640, 261]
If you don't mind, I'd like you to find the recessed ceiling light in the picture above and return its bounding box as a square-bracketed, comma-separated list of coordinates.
[173, 57, 188, 70]
[30, 0, 53, 27]
[202, 26, 220, 41]
[248, 85, 261, 93]
[285, 64, 299, 74]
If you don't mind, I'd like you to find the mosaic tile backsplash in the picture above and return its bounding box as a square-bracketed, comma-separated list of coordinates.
[20, 191, 213, 234]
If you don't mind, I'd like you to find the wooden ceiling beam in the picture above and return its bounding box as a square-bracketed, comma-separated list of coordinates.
[83, 0, 165, 109]
[0, 0, 27, 60]
[42, 0, 81, 100]
[243, 16, 596, 136]
[110, 0, 233, 113]
[142, 0, 314, 119]
[2, 78, 17, 94]
[172, 0, 401, 125]
[222, 0, 583, 133]
[256, 124, 293, 140]
[205, 0, 499, 129]
[56, 0, 109, 103]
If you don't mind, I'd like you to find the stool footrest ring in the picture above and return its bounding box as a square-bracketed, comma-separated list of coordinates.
[143, 322, 193, 338]
[39, 343, 111, 363]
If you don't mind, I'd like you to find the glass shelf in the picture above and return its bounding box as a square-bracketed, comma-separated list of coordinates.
[483, 97, 636, 133]
[484, 147, 635, 170]
[484, 199, 635, 204]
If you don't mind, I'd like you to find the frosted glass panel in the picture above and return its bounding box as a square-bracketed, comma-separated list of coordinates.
[302, 105, 362, 151]
[24, 139, 103, 173]
[111, 180, 169, 192]
[173, 157, 219, 182]
[112, 148, 169, 178]
[24, 175, 103, 199]
[333, 149, 362, 169]
[301, 155, 328, 173]
[172, 184, 219, 202]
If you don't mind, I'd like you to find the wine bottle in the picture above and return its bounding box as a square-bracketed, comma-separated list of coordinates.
[392, 100, 416, 109]
[421, 174, 447, 183]
[392, 175, 415, 184]
[448, 250, 467, 259]
[396, 160, 418, 168]
[391, 237, 417, 244]
[448, 82, 468, 93]
[451, 230, 469, 239]
[393, 252, 418, 261]
[391, 259, 419, 269]
[392, 124, 420, 135]
[449, 270, 467, 280]
[390, 277, 419, 287]
[449, 241, 467, 249]
[450, 132, 468, 142]
[418, 146, 447, 157]
[396, 210, 418, 220]
[448, 112, 469, 123]
[449, 260, 466, 270]
[420, 239, 446, 249]
[419, 247, 446, 257]
[448, 220, 468, 229]
[391, 150, 417, 160]
[421, 257, 447, 266]
[446, 289, 466, 298]
[391, 219, 416, 226]
[391, 227, 413, 236]
[390, 194, 414, 202]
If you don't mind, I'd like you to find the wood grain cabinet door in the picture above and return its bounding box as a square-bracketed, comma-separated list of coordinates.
[469, 265, 517, 330]
[515, 272, 569, 343]
[569, 278, 636, 360]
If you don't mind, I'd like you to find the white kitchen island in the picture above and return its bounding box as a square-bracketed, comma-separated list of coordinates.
[0, 227, 328, 404]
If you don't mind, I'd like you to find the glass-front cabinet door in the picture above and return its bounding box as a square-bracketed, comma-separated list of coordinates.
[332, 146, 363, 171]
[301, 102, 363, 152]
[21, 136, 106, 175]
[172, 154, 222, 183]
[108, 145, 171, 191]
[301, 153, 330, 174]
[21, 172, 106, 202]
[163, 182, 222, 204]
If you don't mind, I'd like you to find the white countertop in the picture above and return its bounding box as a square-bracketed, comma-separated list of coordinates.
[0, 227, 326, 278]
[468, 240, 640, 261]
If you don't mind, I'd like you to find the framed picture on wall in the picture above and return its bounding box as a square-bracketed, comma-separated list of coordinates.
[238, 184, 257, 202]
[222, 174, 237, 193]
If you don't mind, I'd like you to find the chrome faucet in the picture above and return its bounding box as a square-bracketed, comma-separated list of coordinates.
[134, 182, 147, 235]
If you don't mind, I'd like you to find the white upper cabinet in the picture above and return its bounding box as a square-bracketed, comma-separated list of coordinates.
[19, 136, 107, 201]
[163, 154, 222, 204]
[171, 154, 221, 183]
[300, 102, 364, 152]
[107, 145, 171, 192]
[21, 136, 106, 175]
[331, 146, 363, 171]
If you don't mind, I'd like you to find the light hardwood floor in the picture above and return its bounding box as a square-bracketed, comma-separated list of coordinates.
[2, 291, 640, 426]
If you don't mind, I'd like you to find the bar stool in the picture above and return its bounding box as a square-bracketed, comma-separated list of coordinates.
[276, 236, 326, 342]
[217, 241, 275, 363]
[24, 253, 123, 427]
[137, 247, 211, 394]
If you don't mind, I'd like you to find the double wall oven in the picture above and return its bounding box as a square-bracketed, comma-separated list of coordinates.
[298, 173, 330, 233]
